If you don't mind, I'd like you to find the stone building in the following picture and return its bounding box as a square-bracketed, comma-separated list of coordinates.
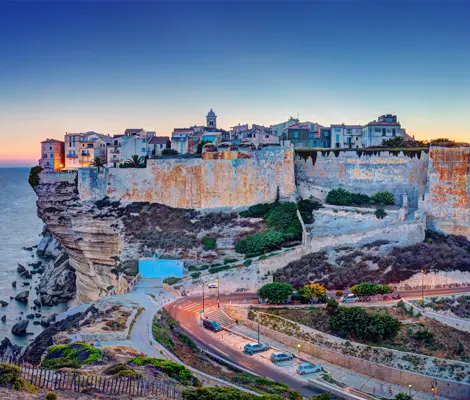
[330, 124, 364, 149]
[361, 114, 404, 147]
[39, 139, 65, 172]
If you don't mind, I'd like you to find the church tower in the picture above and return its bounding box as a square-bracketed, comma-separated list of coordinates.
[206, 109, 217, 130]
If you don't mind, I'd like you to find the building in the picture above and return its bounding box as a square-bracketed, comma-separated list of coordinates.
[64, 133, 81, 170]
[362, 114, 404, 147]
[330, 124, 363, 149]
[39, 139, 65, 172]
[148, 136, 170, 157]
[171, 129, 193, 154]
[317, 128, 331, 148]
[206, 109, 217, 130]
[270, 117, 299, 137]
[120, 128, 149, 162]
[283, 122, 323, 147]
[201, 131, 222, 146]
[107, 135, 124, 167]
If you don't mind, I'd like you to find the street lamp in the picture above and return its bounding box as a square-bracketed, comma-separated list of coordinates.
[420, 269, 425, 301]
[253, 311, 260, 343]
[408, 384, 412, 396]
[200, 281, 205, 314]
[431, 386, 437, 399]
[216, 275, 220, 309]
[297, 344, 301, 355]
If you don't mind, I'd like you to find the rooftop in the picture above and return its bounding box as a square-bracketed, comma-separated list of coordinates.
[149, 136, 170, 145]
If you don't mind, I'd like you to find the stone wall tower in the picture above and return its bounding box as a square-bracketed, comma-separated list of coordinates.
[206, 109, 217, 129]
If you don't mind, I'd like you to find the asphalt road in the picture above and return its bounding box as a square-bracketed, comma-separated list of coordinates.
[166, 294, 323, 397]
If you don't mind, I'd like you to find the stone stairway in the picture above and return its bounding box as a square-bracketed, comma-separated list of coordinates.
[205, 308, 235, 328]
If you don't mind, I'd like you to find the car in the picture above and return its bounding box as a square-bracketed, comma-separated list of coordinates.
[296, 362, 323, 375]
[270, 352, 294, 363]
[340, 294, 360, 303]
[208, 283, 218, 289]
[243, 343, 270, 355]
[202, 319, 223, 332]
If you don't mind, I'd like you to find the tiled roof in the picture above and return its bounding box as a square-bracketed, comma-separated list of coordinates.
[149, 136, 170, 145]
[41, 139, 64, 143]
[124, 128, 144, 134]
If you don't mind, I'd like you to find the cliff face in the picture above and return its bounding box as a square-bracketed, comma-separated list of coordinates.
[35, 179, 264, 305]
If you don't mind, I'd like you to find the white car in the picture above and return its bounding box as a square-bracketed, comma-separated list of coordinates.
[296, 362, 323, 375]
[340, 294, 359, 303]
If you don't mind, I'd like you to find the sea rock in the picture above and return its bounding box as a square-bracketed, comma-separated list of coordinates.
[11, 320, 29, 336]
[15, 291, 29, 302]
[17, 264, 27, 274]
[33, 298, 42, 307]
[35, 313, 41, 318]
[0, 337, 22, 359]
[0, 301, 8, 307]
[36, 226, 62, 258]
[11, 281, 16, 288]
[22, 282, 30, 286]
[40, 313, 57, 328]
[23, 246, 34, 251]
[31, 270, 38, 275]
[36, 267, 44, 274]
[1, 316, 5, 322]
[33, 321, 41, 325]
[26, 314, 34, 319]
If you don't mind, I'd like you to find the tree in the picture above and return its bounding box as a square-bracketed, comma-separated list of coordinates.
[351, 282, 393, 297]
[122, 155, 146, 168]
[382, 137, 406, 148]
[335, 290, 344, 298]
[235, 230, 284, 255]
[91, 156, 106, 172]
[28, 166, 44, 188]
[394, 394, 414, 400]
[375, 208, 387, 219]
[162, 148, 179, 155]
[325, 298, 339, 315]
[301, 283, 327, 301]
[196, 140, 212, 155]
[370, 192, 395, 206]
[257, 282, 293, 304]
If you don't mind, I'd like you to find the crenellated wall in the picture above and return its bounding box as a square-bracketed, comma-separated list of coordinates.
[78, 148, 295, 209]
[425, 146, 470, 239]
[295, 149, 429, 207]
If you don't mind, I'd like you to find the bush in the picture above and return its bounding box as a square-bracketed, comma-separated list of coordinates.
[28, 166, 43, 188]
[329, 307, 401, 342]
[265, 202, 298, 229]
[350, 282, 393, 297]
[326, 188, 370, 206]
[257, 282, 293, 304]
[202, 236, 216, 250]
[235, 230, 284, 254]
[41, 343, 102, 370]
[191, 272, 201, 279]
[199, 265, 210, 270]
[310, 395, 334, 400]
[162, 149, 179, 155]
[375, 208, 387, 219]
[188, 266, 199, 272]
[182, 386, 284, 400]
[301, 283, 327, 300]
[239, 203, 275, 218]
[298, 198, 322, 224]
[325, 298, 339, 314]
[370, 191, 395, 205]
[208, 265, 231, 274]
[46, 393, 57, 400]
[163, 277, 183, 285]
[0, 363, 38, 392]
[243, 259, 252, 267]
[224, 258, 238, 264]
[128, 357, 200, 386]
[335, 290, 344, 298]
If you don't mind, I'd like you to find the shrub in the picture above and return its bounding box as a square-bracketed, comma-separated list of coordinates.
[310, 395, 334, 400]
[329, 307, 401, 342]
[326, 188, 370, 206]
[191, 272, 201, 279]
[298, 198, 322, 224]
[202, 236, 216, 250]
[257, 282, 293, 304]
[162, 149, 179, 155]
[46, 393, 57, 400]
[163, 277, 183, 285]
[41, 343, 102, 370]
[243, 259, 252, 267]
[393, 394, 414, 400]
[235, 230, 284, 254]
[370, 191, 395, 205]
[239, 203, 274, 218]
[199, 264, 210, 270]
[335, 290, 344, 298]
[128, 357, 200, 386]
[301, 283, 327, 300]
[350, 282, 393, 297]
[224, 258, 238, 264]
[152, 317, 174, 350]
[208, 265, 231, 274]
[375, 208, 387, 219]
[182, 386, 284, 400]
[325, 298, 339, 314]
[412, 329, 434, 344]
[28, 166, 43, 188]
[188, 266, 199, 272]
[265, 202, 298, 229]
[0, 363, 38, 392]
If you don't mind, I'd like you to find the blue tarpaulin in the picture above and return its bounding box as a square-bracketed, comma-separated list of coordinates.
[138, 257, 184, 279]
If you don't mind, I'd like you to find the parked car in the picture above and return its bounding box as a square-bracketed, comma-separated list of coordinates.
[296, 362, 323, 375]
[202, 319, 223, 332]
[243, 343, 270, 355]
[208, 283, 218, 289]
[340, 294, 360, 303]
[270, 352, 294, 363]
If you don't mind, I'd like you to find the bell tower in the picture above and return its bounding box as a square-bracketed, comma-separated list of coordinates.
[206, 109, 217, 129]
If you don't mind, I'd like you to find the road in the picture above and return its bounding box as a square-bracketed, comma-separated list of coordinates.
[166, 294, 323, 398]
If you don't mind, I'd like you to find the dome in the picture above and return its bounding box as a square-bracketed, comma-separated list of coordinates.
[207, 109, 216, 117]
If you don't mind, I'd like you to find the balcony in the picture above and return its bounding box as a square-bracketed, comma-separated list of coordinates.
[110, 149, 120, 154]
[66, 153, 78, 158]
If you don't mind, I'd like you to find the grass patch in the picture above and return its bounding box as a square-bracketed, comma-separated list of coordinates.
[127, 307, 145, 339]
[0, 363, 39, 393]
[41, 342, 102, 370]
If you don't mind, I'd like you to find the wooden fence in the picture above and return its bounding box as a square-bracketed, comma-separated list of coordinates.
[1, 357, 183, 399]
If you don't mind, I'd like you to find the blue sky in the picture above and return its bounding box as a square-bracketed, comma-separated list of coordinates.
[1, 1, 469, 166]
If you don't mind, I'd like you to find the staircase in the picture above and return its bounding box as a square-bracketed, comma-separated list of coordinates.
[205, 309, 235, 328]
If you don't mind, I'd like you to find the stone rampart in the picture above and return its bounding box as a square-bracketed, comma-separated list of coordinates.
[295, 149, 429, 207]
[39, 172, 76, 184]
[424, 146, 470, 239]
[78, 147, 295, 209]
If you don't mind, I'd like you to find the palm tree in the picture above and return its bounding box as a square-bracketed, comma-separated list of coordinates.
[123, 155, 146, 168]
[91, 156, 106, 172]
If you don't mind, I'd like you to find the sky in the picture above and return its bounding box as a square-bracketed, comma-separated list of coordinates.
[1, 1, 469, 166]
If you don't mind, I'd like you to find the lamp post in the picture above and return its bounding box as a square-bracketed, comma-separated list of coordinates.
[297, 344, 301, 356]
[200, 282, 205, 314]
[254, 311, 260, 343]
[408, 384, 412, 396]
[216, 275, 220, 309]
[420, 269, 425, 301]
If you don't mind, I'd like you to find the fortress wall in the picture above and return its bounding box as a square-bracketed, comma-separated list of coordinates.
[425, 147, 470, 239]
[78, 148, 295, 209]
[295, 150, 429, 207]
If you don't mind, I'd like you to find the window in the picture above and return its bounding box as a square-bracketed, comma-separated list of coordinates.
[293, 131, 299, 139]
[392, 129, 396, 136]
[142, 139, 146, 144]
[46, 162, 50, 166]
[375, 128, 381, 133]
[141, 147, 146, 153]
[382, 128, 386, 136]
[324, 131, 329, 137]
[335, 128, 341, 132]
[336, 134, 340, 142]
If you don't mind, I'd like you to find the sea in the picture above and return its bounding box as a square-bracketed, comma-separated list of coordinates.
[0, 168, 66, 347]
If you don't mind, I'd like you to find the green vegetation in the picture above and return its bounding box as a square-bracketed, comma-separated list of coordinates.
[196, 140, 212, 155]
[46, 393, 58, 400]
[370, 191, 396, 206]
[375, 208, 387, 219]
[350, 282, 393, 297]
[103, 363, 143, 379]
[224, 258, 238, 264]
[191, 272, 201, 279]
[309, 394, 334, 400]
[128, 357, 200, 386]
[329, 307, 401, 342]
[162, 148, 179, 155]
[0, 363, 38, 392]
[41, 342, 102, 369]
[326, 188, 396, 207]
[393, 394, 414, 400]
[231, 373, 302, 400]
[298, 198, 322, 224]
[198, 264, 210, 270]
[202, 236, 217, 250]
[235, 230, 284, 255]
[208, 265, 231, 274]
[325, 298, 339, 314]
[28, 166, 43, 188]
[265, 202, 297, 228]
[163, 277, 183, 285]
[301, 283, 327, 301]
[183, 386, 284, 400]
[152, 315, 175, 350]
[120, 155, 146, 168]
[257, 282, 293, 304]
[127, 307, 145, 339]
[243, 259, 252, 267]
[239, 203, 274, 218]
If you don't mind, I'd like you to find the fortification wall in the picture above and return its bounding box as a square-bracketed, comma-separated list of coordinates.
[295, 150, 429, 207]
[78, 148, 295, 209]
[425, 147, 470, 239]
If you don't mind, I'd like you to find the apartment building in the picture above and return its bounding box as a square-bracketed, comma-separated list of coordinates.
[330, 124, 363, 149]
[362, 114, 403, 147]
[39, 139, 65, 172]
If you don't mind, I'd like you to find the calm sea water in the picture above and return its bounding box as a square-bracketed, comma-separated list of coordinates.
[0, 168, 66, 346]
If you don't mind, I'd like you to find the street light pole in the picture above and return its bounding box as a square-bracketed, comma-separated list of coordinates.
[254, 311, 260, 343]
[421, 269, 424, 301]
[408, 384, 412, 396]
[216, 275, 220, 309]
[201, 281, 205, 313]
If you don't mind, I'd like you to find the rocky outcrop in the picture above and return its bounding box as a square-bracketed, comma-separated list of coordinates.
[14, 291, 29, 302]
[34, 178, 264, 305]
[37, 225, 62, 258]
[0, 338, 22, 360]
[11, 320, 29, 336]
[36, 251, 76, 306]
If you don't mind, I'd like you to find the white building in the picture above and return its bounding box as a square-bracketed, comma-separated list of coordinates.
[120, 129, 149, 162]
[361, 114, 404, 147]
[330, 124, 364, 149]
